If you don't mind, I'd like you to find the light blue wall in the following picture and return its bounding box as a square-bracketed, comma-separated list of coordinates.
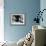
[40, 0, 46, 27]
[4, 0, 40, 42]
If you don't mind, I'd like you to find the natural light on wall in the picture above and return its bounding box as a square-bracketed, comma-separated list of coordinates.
[0, 0, 4, 42]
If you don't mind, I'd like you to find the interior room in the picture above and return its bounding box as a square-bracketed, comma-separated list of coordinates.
[0, 0, 46, 46]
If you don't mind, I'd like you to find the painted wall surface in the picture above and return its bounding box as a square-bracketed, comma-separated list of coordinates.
[40, 0, 46, 27]
[4, 0, 40, 42]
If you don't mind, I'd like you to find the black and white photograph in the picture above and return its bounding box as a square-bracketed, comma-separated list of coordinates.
[11, 14, 25, 25]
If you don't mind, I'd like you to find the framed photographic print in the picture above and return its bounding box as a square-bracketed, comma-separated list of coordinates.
[11, 14, 25, 25]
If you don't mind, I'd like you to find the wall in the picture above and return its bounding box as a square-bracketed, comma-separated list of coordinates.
[40, 0, 46, 27]
[4, 0, 40, 42]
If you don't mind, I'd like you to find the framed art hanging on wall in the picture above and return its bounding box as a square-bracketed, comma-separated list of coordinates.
[11, 14, 25, 25]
